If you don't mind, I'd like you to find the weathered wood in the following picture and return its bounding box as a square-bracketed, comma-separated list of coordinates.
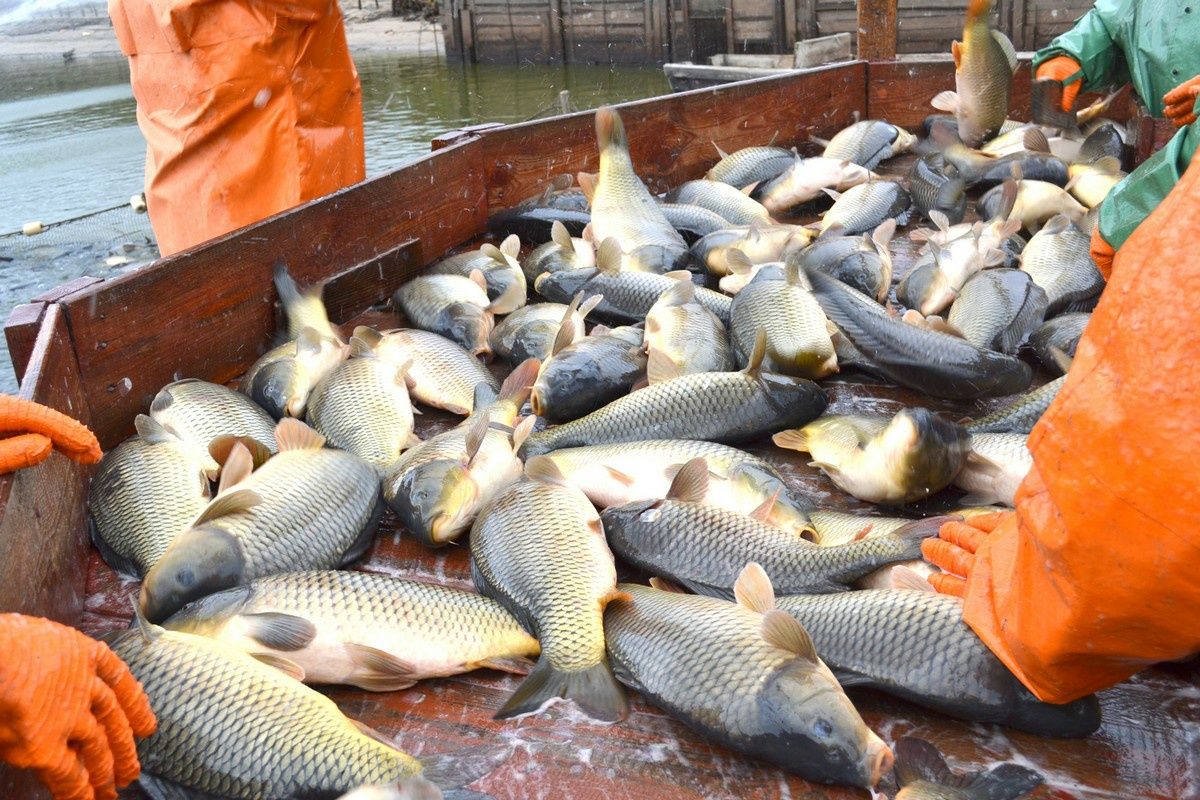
[5, 303, 45, 387]
[866, 59, 1034, 129]
[55, 142, 488, 448]
[794, 31, 852, 66]
[431, 122, 507, 151]
[476, 61, 866, 211]
[857, 0, 898, 60]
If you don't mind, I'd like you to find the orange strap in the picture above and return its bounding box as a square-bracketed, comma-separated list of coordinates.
[0, 396, 101, 466]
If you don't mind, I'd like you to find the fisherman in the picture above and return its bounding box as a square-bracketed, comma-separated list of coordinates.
[923, 143, 1200, 704]
[1032, 0, 1200, 276]
[107, 0, 366, 257]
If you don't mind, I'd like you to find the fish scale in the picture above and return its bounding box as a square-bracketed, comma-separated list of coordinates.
[532, 326, 646, 422]
[821, 181, 911, 235]
[88, 432, 211, 576]
[775, 591, 1100, 736]
[1019, 220, 1104, 315]
[395, 274, 491, 328]
[151, 379, 278, 455]
[822, 120, 909, 170]
[731, 273, 836, 378]
[490, 303, 571, 361]
[706, 146, 795, 187]
[108, 628, 427, 798]
[163, 571, 539, 685]
[966, 375, 1066, 434]
[946, 269, 1048, 354]
[371, 328, 497, 415]
[538, 268, 732, 325]
[603, 499, 927, 596]
[1030, 313, 1090, 374]
[667, 180, 772, 226]
[306, 357, 414, 473]
[520, 368, 826, 456]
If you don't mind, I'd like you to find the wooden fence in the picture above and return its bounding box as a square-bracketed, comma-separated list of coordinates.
[442, 0, 1093, 64]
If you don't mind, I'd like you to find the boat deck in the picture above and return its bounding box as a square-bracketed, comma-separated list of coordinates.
[82, 155, 1200, 800]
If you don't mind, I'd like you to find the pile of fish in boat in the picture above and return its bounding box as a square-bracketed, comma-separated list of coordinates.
[89, 17, 1121, 797]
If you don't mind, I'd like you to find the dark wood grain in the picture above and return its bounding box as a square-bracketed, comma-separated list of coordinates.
[475, 61, 867, 212]
[857, 0, 897, 61]
[4, 303, 45, 386]
[54, 142, 487, 448]
[321, 239, 424, 325]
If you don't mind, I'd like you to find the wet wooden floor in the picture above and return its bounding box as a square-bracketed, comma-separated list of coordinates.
[89, 153, 1200, 800]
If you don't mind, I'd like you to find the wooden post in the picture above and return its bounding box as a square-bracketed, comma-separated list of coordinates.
[856, 0, 897, 61]
[796, 0, 815, 40]
[783, 0, 796, 49]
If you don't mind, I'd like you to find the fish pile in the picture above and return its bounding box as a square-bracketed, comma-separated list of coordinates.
[86, 3, 1123, 795]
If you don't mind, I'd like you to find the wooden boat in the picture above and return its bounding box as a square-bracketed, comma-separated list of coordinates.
[0, 45, 1191, 800]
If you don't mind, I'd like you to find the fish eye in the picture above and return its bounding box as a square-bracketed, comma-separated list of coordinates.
[176, 568, 195, 587]
[813, 719, 833, 739]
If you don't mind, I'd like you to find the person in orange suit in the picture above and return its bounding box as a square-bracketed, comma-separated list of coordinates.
[923, 143, 1200, 705]
[1032, 0, 1200, 277]
[107, 0, 366, 257]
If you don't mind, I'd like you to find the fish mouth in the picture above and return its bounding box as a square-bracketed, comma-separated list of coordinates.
[867, 739, 894, 786]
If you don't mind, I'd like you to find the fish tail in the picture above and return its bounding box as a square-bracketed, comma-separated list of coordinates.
[966, 0, 992, 22]
[494, 656, 628, 722]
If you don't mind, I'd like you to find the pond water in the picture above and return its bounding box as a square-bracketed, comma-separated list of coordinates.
[0, 53, 669, 390]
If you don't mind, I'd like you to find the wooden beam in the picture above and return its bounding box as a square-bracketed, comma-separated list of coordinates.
[856, 0, 897, 61]
[4, 303, 45, 387]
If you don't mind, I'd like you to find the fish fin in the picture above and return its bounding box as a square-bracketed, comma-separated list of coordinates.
[657, 278, 694, 307]
[351, 325, 384, 350]
[809, 134, 831, 148]
[581, 222, 595, 243]
[981, 248, 1008, 267]
[995, 179, 1019, 222]
[1039, 213, 1072, 236]
[241, 612, 317, 651]
[743, 329, 768, 377]
[464, 410, 490, 465]
[495, 657, 628, 722]
[725, 249, 754, 275]
[346, 643, 420, 691]
[871, 218, 897, 249]
[711, 141, 729, 159]
[477, 656, 537, 675]
[551, 317, 578, 356]
[524, 454, 568, 486]
[216, 442, 254, 494]
[405, 432, 422, 449]
[550, 220, 574, 250]
[130, 600, 161, 644]
[957, 493, 1005, 508]
[487, 278, 526, 315]
[604, 465, 635, 485]
[950, 39, 962, 68]
[931, 90, 959, 113]
[274, 419, 323, 453]
[820, 187, 842, 202]
[468, 268, 488, 293]
[349, 334, 377, 358]
[965, 449, 1005, 475]
[645, 348, 682, 384]
[895, 737, 958, 787]
[191, 488, 261, 526]
[250, 652, 306, 682]
[740, 181, 760, 196]
[208, 435, 272, 469]
[748, 487, 782, 522]
[1048, 345, 1074, 374]
[733, 562, 775, 614]
[479, 243, 505, 264]
[576, 172, 598, 204]
[829, 666, 877, 688]
[294, 327, 323, 357]
[662, 269, 693, 282]
[815, 223, 846, 242]
[609, 656, 647, 694]
[577, 292, 604, 321]
[809, 460, 845, 482]
[602, 588, 634, 606]
[1091, 155, 1122, 175]
[349, 720, 404, 752]
[133, 414, 177, 445]
[510, 415, 536, 453]
[499, 356, 540, 407]
[760, 609, 819, 663]
[928, 209, 951, 235]
[649, 576, 687, 593]
[665, 457, 709, 503]
[500, 233, 521, 260]
[595, 238, 623, 274]
[963, 763, 1046, 800]
[771, 428, 810, 453]
[1022, 128, 1050, 154]
[991, 29, 1019, 74]
[891, 565, 937, 592]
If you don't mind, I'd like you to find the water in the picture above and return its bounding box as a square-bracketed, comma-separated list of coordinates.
[0, 54, 668, 391]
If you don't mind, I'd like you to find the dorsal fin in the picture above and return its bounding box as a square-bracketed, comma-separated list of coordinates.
[550, 220, 573, 250]
[743, 329, 768, 376]
[191, 487, 262, 527]
[463, 410, 490, 465]
[665, 457, 708, 503]
[479, 243, 505, 263]
[1022, 128, 1050, 154]
[725, 250, 754, 275]
[217, 442, 254, 494]
[733, 562, 775, 614]
[577, 172, 598, 204]
[524, 454, 568, 485]
[761, 609, 819, 663]
[656, 278, 694, 307]
[596, 238, 623, 274]
[510, 415, 537, 453]
[135, 414, 176, 444]
[209, 436, 272, 469]
[500, 233, 521, 260]
[468, 268, 488, 292]
[577, 293, 603, 320]
[551, 316, 578, 356]
[275, 418, 325, 452]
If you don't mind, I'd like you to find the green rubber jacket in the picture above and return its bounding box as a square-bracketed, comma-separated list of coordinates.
[1034, 1, 1200, 250]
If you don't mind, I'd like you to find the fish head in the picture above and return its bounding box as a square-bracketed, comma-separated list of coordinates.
[597, 500, 660, 547]
[534, 268, 595, 305]
[391, 459, 478, 547]
[897, 261, 955, 317]
[759, 374, 829, 426]
[878, 409, 972, 497]
[159, 584, 253, 637]
[934, 179, 968, 225]
[249, 359, 306, 419]
[758, 660, 893, 788]
[139, 526, 246, 623]
[442, 303, 492, 358]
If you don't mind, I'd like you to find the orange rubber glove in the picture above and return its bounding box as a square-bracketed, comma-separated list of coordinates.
[1036, 56, 1084, 112]
[0, 396, 102, 473]
[1163, 75, 1200, 127]
[921, 512, 1013, 598]
[1089, 227, 1115, 281]
[0, 615, 156, 800]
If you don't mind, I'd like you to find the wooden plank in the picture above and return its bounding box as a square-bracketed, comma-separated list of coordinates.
[56, 142, 487, 448]
[31, 275, 103, 304]
[794, 31, 852, 66]
[4, 302, 45, 387]
[857, 0, 898, 60]
[476, 61, 867, 211]
[321, 239, 424, 324]
[796, 0, 815, 38]
[867, 58, 1033, 128]
[783, 0, 796, 48]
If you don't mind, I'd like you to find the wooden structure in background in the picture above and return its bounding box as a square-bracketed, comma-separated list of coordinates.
[442, 0, 1091, 65]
